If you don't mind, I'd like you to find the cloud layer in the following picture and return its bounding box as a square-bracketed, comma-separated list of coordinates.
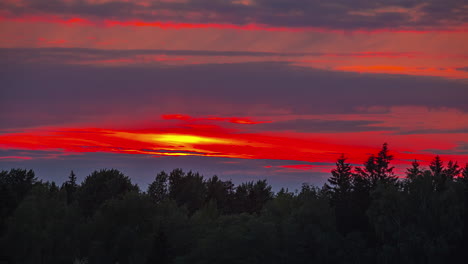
[1, 0, 467, 31]
[1, 0, 467, 187]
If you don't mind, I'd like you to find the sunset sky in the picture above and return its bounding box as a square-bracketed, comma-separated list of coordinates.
[0, 0, 467, 189]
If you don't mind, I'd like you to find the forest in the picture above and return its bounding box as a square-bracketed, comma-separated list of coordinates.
[1, 143, 468, 264]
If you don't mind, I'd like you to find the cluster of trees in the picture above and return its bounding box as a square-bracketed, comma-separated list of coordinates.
[1, 143, 468, 263]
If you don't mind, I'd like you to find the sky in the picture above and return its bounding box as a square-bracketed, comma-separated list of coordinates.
[0, 0, 467, 190]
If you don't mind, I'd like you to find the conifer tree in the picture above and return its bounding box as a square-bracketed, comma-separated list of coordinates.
[430, 156, 451, 191]
[430, 155, 444, 177]
[406, 160, 423, 180]
[443, 160, 461, 180]
[327, 154, 354, 234]
[328, 154, 353, 203]
[63, 170, 78, 204]
[355, 143, 397, 188]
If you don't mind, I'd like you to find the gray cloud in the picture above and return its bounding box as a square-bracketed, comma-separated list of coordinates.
[1, 0, 466, 30]
[0, 48, 423, 63]
[0, 47, 321, 63]
[258, 119, 394, 133]
[1, 54, 467, 129]
[422, 143, 468, 156]
[394, 128, 468, 135]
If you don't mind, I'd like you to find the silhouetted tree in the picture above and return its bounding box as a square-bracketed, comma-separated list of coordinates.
[444, 160, 461, 179]
[355, 143, 397, 188]
[459, 163, 468, 259]
[62, 170, 78, 204]
[2, 183, 78, 263]
[86, 192, 156, 264]
[77, 169, 139, 217]
[168, 169, 206, 214]
[205, 175, 235, 214]
[406, 160, 423, 180]
[1, 145, 467, 264]
[398, 157, 464, 263]
[328, 154, 353, 202]
[430, 156, 444, 176]
[0, 169, 37, 231]
[147, 171, 169, 203]
[351, 143, 397, 243]
[327, 154, 354, 234]
[461, 163, 468, 182]
[430, 155, 453, 192]
[234, 180, 273, 214]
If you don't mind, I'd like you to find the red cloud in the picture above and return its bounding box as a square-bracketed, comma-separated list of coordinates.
[1, 122, 467, 178]
[1, 15, 466, 34]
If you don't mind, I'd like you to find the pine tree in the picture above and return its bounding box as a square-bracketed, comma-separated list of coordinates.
[351, 143, 397, 236]
[64, 170, 78, 204]
[430, 155, 444, 176]
[406, 160, 423, 180]
[328, 154, 353, 203]
[375, 142, 396, 184]
[70, 170, 77, 183]
[443, 160, 461, 180]
[355, 143, 397, 188]
[430, 156, 449, 191]
[327, 154, 354, 234]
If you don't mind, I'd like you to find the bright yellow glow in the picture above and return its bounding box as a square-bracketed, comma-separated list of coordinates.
[153, 134, 228, 145]
[109, 131, 238, 147]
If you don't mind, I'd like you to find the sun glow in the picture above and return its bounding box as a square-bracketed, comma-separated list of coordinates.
[110, 131, 236, 146]
[152, 133, 230, 145]
[1, 112, 467, 168]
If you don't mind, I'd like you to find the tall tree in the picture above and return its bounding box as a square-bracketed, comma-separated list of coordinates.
[327, 154, 353, 201]
[148, 171, 169, 204]
[234, 180, 273, 214]
[355, 143, 397, 188]
[443, 160, 461, 180]
[168, 169, 206, 214]
[406, 160, 423, 180]
[77, 169, 139, 217]
[327, 155, 354, 234]
[352, 143, 397, 239]
[429, 156, 455, 192]
[205, 175, 235, 214]
[62, 170, 78, 204]
[430, 156, 444, 176]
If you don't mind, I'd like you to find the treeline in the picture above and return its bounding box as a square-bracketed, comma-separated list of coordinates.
[1, 143, 468, 263]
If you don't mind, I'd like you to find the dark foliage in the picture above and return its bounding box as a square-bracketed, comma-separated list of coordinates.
[1, 144, 467, 263]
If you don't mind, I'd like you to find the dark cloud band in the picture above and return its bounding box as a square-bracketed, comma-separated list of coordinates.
[1, 0, 466, 31]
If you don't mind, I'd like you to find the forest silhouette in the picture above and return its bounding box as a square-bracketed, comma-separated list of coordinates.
[1, 143, 468, 263]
